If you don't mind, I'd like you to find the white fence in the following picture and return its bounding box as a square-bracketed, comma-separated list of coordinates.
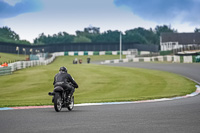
[101, 55, 200, 64]
[0, 52, 64, 76]
[8, 52, 65, 72]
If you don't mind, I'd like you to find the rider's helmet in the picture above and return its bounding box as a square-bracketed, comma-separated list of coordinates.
[59, 66, 67, 72]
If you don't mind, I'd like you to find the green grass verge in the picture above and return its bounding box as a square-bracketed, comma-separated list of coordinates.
[0, 55, 196, 107]
[0, 52, 28, 64]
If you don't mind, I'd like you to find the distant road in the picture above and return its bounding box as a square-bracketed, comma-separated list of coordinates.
[104, 62, 200, 84]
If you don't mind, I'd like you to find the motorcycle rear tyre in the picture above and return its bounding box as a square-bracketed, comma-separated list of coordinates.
[67, 96, 74, 111]
[54, 93, 62, 112]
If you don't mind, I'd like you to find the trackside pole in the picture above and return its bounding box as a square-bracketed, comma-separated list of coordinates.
[120, 32, 122, 60]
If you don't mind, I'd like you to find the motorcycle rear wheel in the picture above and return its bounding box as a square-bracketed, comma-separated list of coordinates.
[54, 93, 62, 112]
[67, 96, 74, 111]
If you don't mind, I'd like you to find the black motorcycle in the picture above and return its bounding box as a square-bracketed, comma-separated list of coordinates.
[48, 86, 74, 112]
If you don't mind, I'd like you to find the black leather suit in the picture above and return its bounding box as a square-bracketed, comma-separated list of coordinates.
[53, 71, 78, 97]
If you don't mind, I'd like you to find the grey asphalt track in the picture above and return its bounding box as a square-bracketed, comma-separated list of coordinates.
[105, 62, 200, 84]
[0, 62, 200, 133]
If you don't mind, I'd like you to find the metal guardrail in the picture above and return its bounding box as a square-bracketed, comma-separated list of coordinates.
[101, 55, 200, 64]
[0, 66, 12, 76]
[0, 52, 62, 76]
[173, 45, 200, 54]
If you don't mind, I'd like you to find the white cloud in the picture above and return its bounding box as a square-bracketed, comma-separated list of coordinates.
[1, 0, 198, 43]
[4, 0, 22, 6]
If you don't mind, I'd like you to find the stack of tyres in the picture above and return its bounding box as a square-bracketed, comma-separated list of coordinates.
[196, 55, 200, 62]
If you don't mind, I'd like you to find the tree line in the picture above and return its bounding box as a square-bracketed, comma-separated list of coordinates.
[0, 27, 31, 45]
[0, 25, 199, 45]
[33, 25, 177, 45]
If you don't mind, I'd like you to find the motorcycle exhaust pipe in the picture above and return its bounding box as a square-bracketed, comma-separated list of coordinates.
[48, 92, 55, 96]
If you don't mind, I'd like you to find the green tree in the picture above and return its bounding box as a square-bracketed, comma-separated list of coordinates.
[124, 27, 158, 44]
[155, 25, 177, 37]
[194, 28, 200, 33]
[0, 26, 19, 41]
[32, 25, 179, 45]
[73, 36, 92, 43]
[94, 30, 121, 43]
[33, 32, 74, 45]
[0, 26, 31, 44]
[75, 26, 100, 42]
[123, 32, 148, 44]
[84, 26, 100, 34]
[33, 33, 46, 45]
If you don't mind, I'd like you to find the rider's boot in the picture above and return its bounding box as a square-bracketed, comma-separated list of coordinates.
[68, 88, 74, 102]
[66, 95, 71, 103]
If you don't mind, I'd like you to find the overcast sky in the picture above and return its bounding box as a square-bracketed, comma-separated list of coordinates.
[0, 0, 199, 43]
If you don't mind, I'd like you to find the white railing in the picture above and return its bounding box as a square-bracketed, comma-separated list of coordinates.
[8, 52, 64, 72]
[101, 55, 200, 64]
[0, 52, 64, 76]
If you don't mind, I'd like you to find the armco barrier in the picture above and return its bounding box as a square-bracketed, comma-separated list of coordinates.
[0, 66, 12, 76]
[0, 52, 63, 76]
[63, 51, 130, 56]
[101, 55, 200, 64]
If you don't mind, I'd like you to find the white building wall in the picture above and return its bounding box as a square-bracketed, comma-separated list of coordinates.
[160, 42, 179, 51]
[183, 56, 193, 63]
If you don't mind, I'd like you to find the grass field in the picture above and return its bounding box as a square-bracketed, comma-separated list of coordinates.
[0, 52, 28, 64]
[0, 55, 196, 107]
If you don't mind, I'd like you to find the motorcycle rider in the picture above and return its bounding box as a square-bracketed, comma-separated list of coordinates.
[53, 66, 78, 102]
